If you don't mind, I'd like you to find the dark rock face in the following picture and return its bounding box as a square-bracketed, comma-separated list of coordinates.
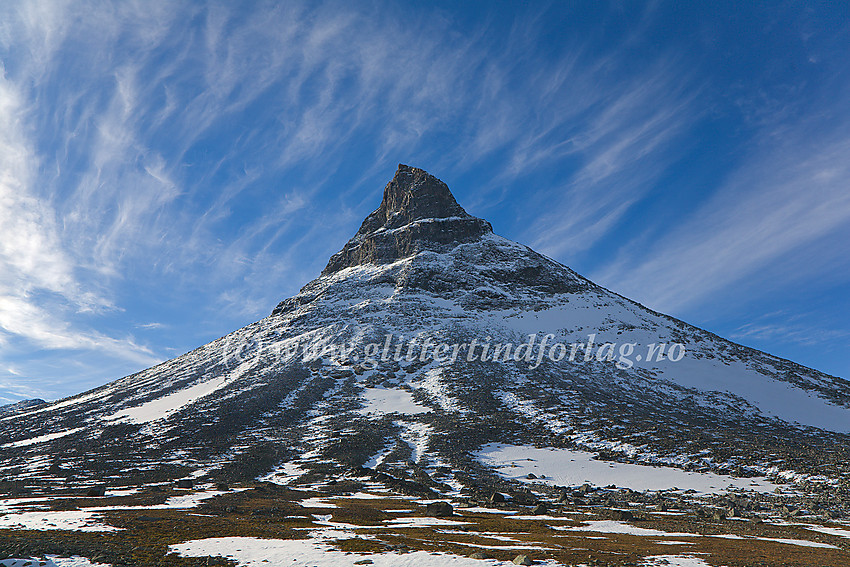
[362, 164, 469, 231]
[322, 164, 492, 275]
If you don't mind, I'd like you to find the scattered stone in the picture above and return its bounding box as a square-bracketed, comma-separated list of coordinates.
[489, 492, 506, 504]
[425, 501, 454, 517]
[611, 509, 633, 521]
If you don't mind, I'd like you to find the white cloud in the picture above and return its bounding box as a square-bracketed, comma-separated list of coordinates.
[731, 322, 850, 348]
[2, 2, 705, 333]
[0, 43, 157, 367]
[507, 60, 699, 259]
[0, 2, 841, 394]
[594, 116, 850, 314]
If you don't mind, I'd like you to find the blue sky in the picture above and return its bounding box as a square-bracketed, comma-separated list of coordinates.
[0, 1, 848, 402]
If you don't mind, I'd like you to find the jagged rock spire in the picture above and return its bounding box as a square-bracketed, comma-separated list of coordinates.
[357, 164, 471, 234]
[322, 165, 492, 274]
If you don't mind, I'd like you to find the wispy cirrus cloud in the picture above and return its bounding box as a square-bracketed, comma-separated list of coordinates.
[593, 104, 850, 314]
[519, 60, 700, 259]
[0, 68, 157, 365]
[731, 321, 850, 348]
[0, 1, 705, 398]
[0, 1, 844, 395]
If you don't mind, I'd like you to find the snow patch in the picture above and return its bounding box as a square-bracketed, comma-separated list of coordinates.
[476, 443, 780, 494]
[1, 558, 110, 567]
[0, 510, 121, 532]
[172, 536, 526, 566]
[106, 374, 233, 425]
[259, 461, 307, 485]
[801, 524, 850, 539]
[359, 387, 430, 416]
[558, 520, 695, 537]
[2, 427, 86, 448]
[639, 556, 714, 567]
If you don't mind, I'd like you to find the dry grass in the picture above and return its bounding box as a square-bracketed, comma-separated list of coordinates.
[0, 486, 847, 566]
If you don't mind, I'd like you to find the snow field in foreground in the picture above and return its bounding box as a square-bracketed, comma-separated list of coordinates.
[0, 510, 121, 532]
[0, 557, 109, 567]
[172, 536, 556, 567]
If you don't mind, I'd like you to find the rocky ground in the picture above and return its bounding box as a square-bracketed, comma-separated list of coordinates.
[0, 469, 848, 567]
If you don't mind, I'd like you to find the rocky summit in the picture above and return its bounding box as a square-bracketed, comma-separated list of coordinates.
[1, 164, 849, 513]
[320, 164, 493, 275]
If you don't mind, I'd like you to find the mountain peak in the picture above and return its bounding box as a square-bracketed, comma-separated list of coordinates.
[322, 165, 492, 274]
[366, 164, 470, 232]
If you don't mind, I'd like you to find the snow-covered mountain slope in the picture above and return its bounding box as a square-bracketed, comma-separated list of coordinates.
[0, 164, 848, 497]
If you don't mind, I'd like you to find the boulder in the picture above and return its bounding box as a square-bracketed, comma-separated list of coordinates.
[425, 501, 454, 517]
[513, 555, 533, 565]
[489, 492, 506, 504]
